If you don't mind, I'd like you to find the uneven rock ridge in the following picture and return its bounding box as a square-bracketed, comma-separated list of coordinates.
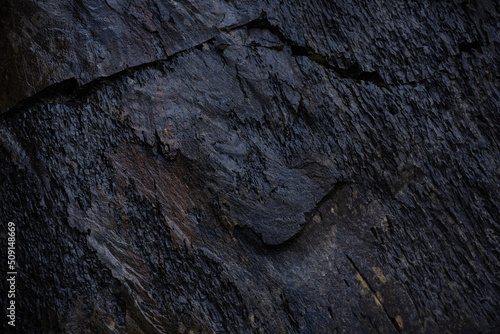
[1, 0, 499, 333]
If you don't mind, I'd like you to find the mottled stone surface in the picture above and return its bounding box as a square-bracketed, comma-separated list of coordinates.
[1, 0, 499, 333]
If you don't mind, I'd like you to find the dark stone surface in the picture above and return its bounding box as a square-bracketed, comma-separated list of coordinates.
[1, 0, 499, 333]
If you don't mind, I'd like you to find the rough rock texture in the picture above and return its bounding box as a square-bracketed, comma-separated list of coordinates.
[1, 0, 500, 333]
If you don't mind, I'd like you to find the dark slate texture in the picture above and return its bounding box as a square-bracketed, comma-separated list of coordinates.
[1, 0, 499, 333]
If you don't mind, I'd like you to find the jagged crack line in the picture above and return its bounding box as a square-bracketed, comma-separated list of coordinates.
[1, 36, 217, 118]
[345, 253, 402, 333]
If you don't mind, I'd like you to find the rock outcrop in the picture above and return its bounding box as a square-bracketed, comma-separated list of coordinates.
[1, 0, 499, 333]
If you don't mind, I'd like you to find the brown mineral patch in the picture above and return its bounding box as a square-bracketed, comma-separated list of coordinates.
[395, 315, 404, 329]
[355, 272, 369, 290]
[111, 142, 200, 246]
[372, 266, 388, 284]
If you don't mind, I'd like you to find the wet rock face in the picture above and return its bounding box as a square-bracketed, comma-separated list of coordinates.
[1, 0, 500, 333]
